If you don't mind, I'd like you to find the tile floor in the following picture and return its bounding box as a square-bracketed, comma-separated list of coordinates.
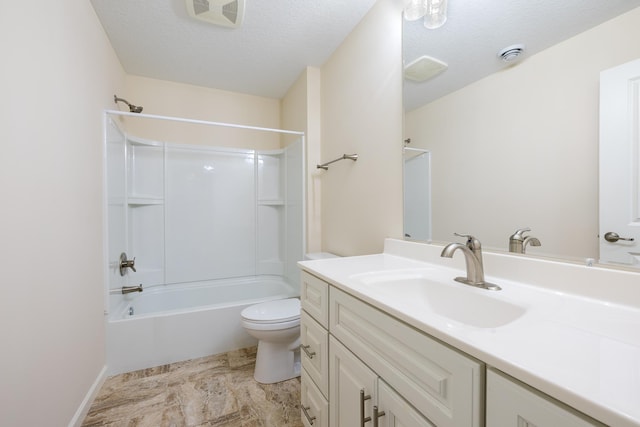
[82, 347, 303, 427]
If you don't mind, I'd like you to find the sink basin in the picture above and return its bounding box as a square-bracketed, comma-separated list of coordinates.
[351, 271, 526, 328]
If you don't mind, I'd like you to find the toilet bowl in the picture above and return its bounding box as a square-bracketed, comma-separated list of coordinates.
[241, 298, 301, 384]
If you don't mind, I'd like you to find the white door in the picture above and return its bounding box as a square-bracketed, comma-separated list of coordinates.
[403, 148, 431, 241]
[599, 58, 640, 266]
[378, 380, 435, 427]
[329, 336, 377, 427]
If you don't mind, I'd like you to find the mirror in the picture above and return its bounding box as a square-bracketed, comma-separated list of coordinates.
[403, 147, 431, 242]
[402, 2, 640, 267]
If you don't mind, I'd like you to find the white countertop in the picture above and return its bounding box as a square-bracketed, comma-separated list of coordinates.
[299, 239, 640, 427]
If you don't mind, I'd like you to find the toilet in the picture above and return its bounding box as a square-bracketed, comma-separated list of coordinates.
[241, 298, 302, 384]
[241, 252, 339, 384]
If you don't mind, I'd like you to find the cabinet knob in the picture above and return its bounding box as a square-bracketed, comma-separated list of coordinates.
[360, 389, 372, 426]
[372, 406, 386, 427]
[301, 405, 316, 425]
[300, 344, 316, 359]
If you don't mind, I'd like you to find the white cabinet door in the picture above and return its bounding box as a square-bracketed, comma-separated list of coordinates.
[486, 369, 604, 427]
[330, 287, 483, 427]
[301, 310, 329, 398]
[330, 336, 377, 427]
[301, 368, 328, 427]
[378, 380, 435, 427]
[599, 58, 640, 266]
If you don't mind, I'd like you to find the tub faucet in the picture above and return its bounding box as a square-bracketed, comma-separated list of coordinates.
[122, 284, 143, 294]
[441, 233, 501, 291]
[509, 228, 541, 254]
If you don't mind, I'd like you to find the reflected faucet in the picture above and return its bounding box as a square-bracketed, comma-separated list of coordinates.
[441, 233, 501, 291]
[509, 228, 541, 254]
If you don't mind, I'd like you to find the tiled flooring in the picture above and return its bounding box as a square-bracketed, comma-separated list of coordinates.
[82, 347, 303, 427]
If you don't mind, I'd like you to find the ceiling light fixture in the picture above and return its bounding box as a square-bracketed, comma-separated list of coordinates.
[403, 0, 448, 29]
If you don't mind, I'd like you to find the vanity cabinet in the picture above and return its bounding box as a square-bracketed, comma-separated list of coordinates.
[330, 287, 483, 427]
[330, 335, 434, 427]
[486, 368, 604, 427]
[300, 271, 330, 427]
[300, 270, 484, 427]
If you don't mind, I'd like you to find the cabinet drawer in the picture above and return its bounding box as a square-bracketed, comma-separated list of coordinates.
[330, 287, 484, 427]
[301, 367, 328, 427]
[486, 368, 604, 427]
[301, 271, 329, 328]
[301, 310, 329, 398]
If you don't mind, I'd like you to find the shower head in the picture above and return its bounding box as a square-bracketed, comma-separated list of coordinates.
[114, 95, 143, 113]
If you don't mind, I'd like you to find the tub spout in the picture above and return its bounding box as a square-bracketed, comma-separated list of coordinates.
[122, 284, 143, 294]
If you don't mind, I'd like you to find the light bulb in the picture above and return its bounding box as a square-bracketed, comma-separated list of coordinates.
[404, 0, 427, 21]
[424, 0, 448, 29]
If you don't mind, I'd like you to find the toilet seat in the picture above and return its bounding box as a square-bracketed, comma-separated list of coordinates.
[241, 298, 300, 324]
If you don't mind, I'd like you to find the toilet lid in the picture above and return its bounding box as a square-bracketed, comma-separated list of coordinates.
[241, 298, 300, 323]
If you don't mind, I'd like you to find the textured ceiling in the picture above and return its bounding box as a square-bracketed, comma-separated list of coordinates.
[90, 0, 378, 99]
[91, 1, 640, 110]
[404, 0, 640, 110]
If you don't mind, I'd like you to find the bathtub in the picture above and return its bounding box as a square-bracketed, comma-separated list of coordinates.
[106, 275, 298, 375]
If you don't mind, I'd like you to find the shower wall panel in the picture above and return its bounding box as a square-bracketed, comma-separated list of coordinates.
[165, 147, 256, 283]
[106, 119, 127, 294]
[105, 118, 304, 315]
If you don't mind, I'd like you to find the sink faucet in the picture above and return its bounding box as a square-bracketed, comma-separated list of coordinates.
[509, 228, 541, 254]
[441, 233, 501, 291]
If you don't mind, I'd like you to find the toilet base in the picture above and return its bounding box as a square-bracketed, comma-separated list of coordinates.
[253, 338, 301, 384]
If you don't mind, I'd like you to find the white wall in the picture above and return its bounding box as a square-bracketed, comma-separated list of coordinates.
[121, 75, 282, 150]
[405, 7, 640, 260]
[0, 1, 125, 426]
[320, 0, 404, 256]
[281, 67, 323, 253]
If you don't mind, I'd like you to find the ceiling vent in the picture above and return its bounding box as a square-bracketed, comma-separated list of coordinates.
[498, 44, 525, 63]
[404, 56, 448, 82]
[185, 0, 245, 29]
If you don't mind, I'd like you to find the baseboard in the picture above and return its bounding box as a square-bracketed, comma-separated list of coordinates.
[68, 365, 108, 427]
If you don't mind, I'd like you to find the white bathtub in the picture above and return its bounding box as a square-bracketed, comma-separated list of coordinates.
[106, 276, 298, 375]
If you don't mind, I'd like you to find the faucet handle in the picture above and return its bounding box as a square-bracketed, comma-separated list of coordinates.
[453, 232, 472, 239]
[453, 233, 481, 250]
[511, 227, 531, 238]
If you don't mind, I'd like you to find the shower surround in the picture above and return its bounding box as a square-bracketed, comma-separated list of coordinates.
[104, 113, 304, 374]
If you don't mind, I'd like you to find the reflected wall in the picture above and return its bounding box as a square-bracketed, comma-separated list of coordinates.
[405, 7, 640, 261]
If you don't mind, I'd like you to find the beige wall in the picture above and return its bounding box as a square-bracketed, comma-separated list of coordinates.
[320, 0, 404, 256]
[281, 67, 323, 253]
[121, 76, 282, 150]
[405, 7, 640, 260]
[0, 2, 125, 426]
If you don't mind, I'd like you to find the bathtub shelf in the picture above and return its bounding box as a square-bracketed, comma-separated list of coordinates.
[128, 196, 164, 206]
[258, 199, 284, 206]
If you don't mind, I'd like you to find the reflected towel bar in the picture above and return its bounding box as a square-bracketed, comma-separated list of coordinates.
[317, 153, 358, 170]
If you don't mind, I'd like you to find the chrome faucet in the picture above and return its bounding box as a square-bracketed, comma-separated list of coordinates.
[441, 233, 501, 291]
[122, 284, 143, 294]
[509, 228, 541, 254]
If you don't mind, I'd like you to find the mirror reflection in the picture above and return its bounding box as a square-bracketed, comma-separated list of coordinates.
[403, 146, 431, 242]
[402, 2, 640, 268]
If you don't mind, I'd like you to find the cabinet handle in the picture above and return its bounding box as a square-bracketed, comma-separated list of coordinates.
[360, 389, 371, 426]
[302, 405, 316, 425]
[300, 344, 316, 359]
[372, 406, 385, 427]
